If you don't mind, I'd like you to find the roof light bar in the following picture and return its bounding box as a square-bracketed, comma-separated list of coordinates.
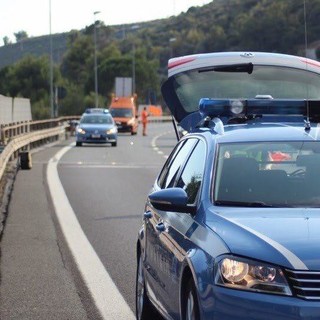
[198, 98, 320, 124]
[199, 98, 246, 118]
[85, 108, 110, 114]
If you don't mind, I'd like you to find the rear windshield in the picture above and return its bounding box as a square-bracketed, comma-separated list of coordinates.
[174, 66, 320, 114]
[214, 141, 320, 207]
[110, 108, 133, 118]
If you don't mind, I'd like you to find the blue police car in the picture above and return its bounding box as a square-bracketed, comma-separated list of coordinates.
[136, 52, 320, 319]
[75, 108, 118, 147]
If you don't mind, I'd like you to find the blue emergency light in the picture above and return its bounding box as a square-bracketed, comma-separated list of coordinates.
[198, 98, 320, 124]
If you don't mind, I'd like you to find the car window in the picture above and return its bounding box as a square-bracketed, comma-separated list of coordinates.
[158, 138, 197, 189]
[157, 140, 185, 187]
[110, 108, 133, 118]
[80, 115, 113, 124]
[173, 65, 320, 115]
[176, 140, 206, 204]
[214, 141, 320, 207]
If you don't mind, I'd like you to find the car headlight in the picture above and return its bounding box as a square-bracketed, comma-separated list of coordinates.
[127, 118, 134, 125]
[215, 256, 292, 296]
[77, 127, 86, 134]
[106, 127, 117, 134]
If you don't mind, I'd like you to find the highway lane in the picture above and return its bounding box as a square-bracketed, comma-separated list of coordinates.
[57, 122, 176, 314]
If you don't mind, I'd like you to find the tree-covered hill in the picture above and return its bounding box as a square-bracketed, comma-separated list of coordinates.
[1, 0, 320, 119]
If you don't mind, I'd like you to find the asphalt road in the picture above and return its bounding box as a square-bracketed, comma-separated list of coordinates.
[0, 122, 176, 319]
[58, 122, 176, 310]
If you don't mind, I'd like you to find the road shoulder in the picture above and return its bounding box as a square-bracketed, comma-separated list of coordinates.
[0, 140, 93, 320]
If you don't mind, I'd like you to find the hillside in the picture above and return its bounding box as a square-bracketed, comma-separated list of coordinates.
[1, 0, 320, 119]
[0, 33, 69, 69]
[1, 0, 320, 71]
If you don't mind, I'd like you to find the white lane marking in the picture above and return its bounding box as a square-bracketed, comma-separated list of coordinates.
[59, 163, 161, 169]
[47, 143, 135, 320]
[151, 130, 174, 159]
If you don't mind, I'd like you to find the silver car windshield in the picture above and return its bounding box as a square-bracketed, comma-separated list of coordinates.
[80, 114, 113, 124]
[174, 66, 320, 114]
[214, 141, 320, 207]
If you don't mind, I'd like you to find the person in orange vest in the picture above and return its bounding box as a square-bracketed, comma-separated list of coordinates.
[141, 107, 149, 136]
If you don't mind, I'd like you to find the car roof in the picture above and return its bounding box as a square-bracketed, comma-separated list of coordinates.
[211, 123, 320, 144]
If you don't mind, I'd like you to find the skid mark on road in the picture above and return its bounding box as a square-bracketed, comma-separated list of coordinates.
[47, 143, 135, 320]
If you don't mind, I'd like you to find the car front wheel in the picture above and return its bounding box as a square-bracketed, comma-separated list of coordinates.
[183, 279, 200, 320]
[136, 253, 155, 319]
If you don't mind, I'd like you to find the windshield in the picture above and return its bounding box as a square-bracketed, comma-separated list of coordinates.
[110, 108, 133, 118]
[214, 141, 320, 207]
[174, 66, 320, 114]
[80, 114, 113, 124]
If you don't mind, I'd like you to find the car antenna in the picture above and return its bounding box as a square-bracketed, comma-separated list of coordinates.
[304, 0, 311, 132]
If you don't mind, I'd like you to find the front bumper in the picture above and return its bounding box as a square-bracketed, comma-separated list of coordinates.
[76, 133, 117, 144]
[116, 123, 133, 133]
[205, 286, 320, 320]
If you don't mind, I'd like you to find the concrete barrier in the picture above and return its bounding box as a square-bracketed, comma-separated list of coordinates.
[0, 95, 12, 124]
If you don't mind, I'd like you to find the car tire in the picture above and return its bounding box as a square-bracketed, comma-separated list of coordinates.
[182, 279, 200, 320]
[76, 142, 82, 147]
[136, 253, 155, 320]
[111, 142, 117, 147]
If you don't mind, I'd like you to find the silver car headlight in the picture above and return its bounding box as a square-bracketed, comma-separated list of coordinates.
[215, 256, 292, 296]
[77, 127, 86, 134]
[106, 127, 117, 134]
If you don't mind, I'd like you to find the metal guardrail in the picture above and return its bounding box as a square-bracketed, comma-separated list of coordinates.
[0, 115, 172, 181]
[0, 116, 80, 180]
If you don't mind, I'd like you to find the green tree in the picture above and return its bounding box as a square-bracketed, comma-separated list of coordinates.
[0, 55, 60, 119]
[3, 36, 11, 45]
[60, 32, 93, 88]
[14, 30, 28, 42]
[95, 45, 160, 105]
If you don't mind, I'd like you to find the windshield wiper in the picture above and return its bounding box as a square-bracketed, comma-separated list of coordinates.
[215, 200, 273, 207]
[199, 63, 253, 74]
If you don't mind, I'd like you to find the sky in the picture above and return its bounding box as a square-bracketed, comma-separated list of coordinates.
[0, 0, 212, 44]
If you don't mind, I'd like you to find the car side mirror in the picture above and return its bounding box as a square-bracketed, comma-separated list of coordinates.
[148, 188, 196, 214]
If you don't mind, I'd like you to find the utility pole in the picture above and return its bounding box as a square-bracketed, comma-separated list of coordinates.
[49, 0, 54, 117]
[94, 11, 100, 108]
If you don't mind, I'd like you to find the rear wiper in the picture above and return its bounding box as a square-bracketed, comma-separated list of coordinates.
[215, 200, 273, 207]
[199, 63, 253, 74]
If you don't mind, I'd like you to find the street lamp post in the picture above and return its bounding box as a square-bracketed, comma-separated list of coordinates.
[169, 37, 176, 58]
[49, 0, 54, 117]
[94, 11, 100, 108]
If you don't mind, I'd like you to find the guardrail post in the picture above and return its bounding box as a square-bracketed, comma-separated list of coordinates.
[0, 124, 4, 146]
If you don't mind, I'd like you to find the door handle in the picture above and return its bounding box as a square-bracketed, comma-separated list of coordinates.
[144, 211, 152, 219]
[156, 222, 166, 232]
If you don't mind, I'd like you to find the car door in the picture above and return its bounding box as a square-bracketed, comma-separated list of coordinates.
[145, 138, 206, 318]
[144, 138, 197, 314]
